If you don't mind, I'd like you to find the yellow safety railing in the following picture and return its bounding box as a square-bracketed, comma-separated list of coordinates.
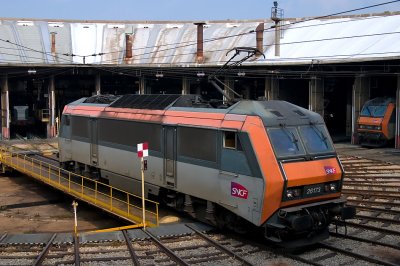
[0, 147, 159, 227]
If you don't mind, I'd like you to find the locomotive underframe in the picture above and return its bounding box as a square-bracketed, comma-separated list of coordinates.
[264, 198, 355, 247]
[357, 131, 388, 147]
[62, 153, 356, 246]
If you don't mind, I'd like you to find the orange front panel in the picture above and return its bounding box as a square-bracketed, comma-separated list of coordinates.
[242, 116, 284, 224]
[358, 116, 383, 125]
[357, 103, 395, 138]
[280, 192, 341, 207]
[358, 116, 382, 134]
[382, 104, 395, 137]
[282, 158, 342, 187]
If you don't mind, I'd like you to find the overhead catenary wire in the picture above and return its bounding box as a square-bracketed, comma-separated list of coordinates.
[4, 52, 393, 79]
[0, 0, 398, 81]
[0, 12, 399, 69]
[0, 38, 73, 64]
[69, 0, 400, 60]
[82, 0, 400, 60]
[3, 68, 73, 79]
[1, 1, 399, 64]
[91, 58, 400, 81]
[35, 25, 397, 66]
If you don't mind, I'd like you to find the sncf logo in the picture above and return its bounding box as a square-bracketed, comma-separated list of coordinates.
[324, 166, 336, 175]
[231, 182, 248, 199]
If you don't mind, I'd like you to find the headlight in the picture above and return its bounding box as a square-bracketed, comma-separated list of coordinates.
[359, 125, 366, 129]
[329, 182, 337, 192]
[286, 188, 302, 199]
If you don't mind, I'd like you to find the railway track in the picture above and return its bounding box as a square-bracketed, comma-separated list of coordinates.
[331, 154, 400, 265]
[1, 143, 400, 265]
[2, 222, 399, 265]
[288, 236, 399, 266]
[330, 223, 400, 252]
[0, 223, 307, 266]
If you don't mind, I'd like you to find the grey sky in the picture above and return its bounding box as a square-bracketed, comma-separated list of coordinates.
[0, 0, 399, 21]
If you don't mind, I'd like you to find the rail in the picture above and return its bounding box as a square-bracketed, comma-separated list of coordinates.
[0, 146, 159, 228]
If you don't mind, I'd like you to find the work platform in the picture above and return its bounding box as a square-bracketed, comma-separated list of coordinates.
[0, 144, 159, 229]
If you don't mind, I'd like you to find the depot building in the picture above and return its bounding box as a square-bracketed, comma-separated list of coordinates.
[0, 11, 399, 147]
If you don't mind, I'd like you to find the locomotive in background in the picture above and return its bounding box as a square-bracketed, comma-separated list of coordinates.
[357, 97, 395, 147]
[58, 94, 355, 247]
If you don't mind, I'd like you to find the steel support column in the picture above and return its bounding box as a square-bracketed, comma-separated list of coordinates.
[95, 74, 101, 95]
[264, 76, 279, 100]
[309, 76, 324, 117]
[223, 77, 235, 103]
[47, 76, 56, 138]
[139, 77, 146, 94]
[1, 76, 10, 139]
[351, 75, 370, 144]
[395, 74, 400, 149]
[182, 77, 190, 95]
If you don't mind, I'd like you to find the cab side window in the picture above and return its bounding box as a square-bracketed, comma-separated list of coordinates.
[223, 131, 242, 150]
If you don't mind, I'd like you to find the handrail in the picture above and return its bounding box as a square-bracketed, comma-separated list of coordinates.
[0, 146, 159, 227]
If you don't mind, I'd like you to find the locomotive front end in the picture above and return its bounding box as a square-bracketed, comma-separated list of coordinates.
[255, 102, 356, 247]
[356, 97, 395, 147]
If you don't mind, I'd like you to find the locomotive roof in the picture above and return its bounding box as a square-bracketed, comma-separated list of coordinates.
[227, 100, 324, 127]
[363, 97, 395, 106]
[73, 94, 324, 127]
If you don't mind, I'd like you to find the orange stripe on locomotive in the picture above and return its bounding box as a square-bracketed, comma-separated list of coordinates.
[62, 103, 346, 227]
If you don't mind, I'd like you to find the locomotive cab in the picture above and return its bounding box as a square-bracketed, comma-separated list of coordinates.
[265, 121, 355, 246]
[357, 97, 395, 147]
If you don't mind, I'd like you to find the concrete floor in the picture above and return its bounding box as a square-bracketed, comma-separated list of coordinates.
[0, 173, 123, 234]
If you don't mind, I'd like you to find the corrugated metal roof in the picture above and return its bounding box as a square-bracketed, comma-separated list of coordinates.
[0, 13, 398, 67]
[259, 14, 400, 65]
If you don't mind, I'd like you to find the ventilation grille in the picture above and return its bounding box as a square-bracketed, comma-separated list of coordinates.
[109, 94, 181, 110]
[270, 110, 284, 117]
[293, 110, 306, 116]
[84, 95, 119, 104]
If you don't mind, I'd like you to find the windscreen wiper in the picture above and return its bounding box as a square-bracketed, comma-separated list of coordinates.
[366, 106, 372, 116]
[280, 124, 299, 151]
[309, 122, 328, 147]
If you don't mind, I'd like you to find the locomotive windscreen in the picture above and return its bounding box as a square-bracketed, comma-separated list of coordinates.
[109, 94, 182, 110]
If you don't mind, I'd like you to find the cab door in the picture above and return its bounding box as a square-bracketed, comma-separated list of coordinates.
[163, 126, 177, 187]
[59, 115, 72, 161]
[89, 118, 98, 166]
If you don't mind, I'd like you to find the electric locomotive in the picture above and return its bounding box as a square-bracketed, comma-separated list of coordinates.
[58, 94, 355, 247]
[357, 97, 395, 147]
